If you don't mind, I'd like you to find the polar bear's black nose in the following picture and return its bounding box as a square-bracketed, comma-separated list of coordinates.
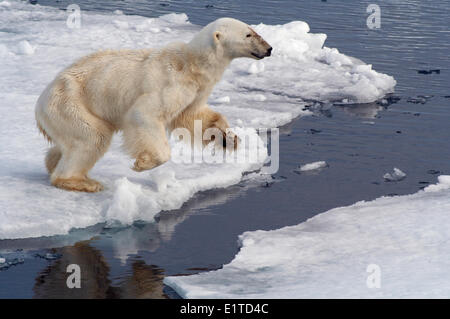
[266, 47, 272, 57]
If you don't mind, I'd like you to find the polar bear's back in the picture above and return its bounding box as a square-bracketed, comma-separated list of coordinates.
[53, 49, 154, 126]
[67, 48, 153, 89]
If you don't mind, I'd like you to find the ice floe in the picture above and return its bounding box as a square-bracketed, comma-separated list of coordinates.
[165, 176, 450, 298]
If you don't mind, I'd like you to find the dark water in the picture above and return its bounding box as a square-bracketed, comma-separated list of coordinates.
[1, 0, 449, 298]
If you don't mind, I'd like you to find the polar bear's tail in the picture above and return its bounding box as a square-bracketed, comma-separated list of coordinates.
[36, 121, 52, 143]
[35, 80, 54, 143]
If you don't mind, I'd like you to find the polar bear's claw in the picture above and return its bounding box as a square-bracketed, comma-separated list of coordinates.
[223, 131, 240, 150]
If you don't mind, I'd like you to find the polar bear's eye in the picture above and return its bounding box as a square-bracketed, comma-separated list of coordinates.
[246, 34, 252, 38]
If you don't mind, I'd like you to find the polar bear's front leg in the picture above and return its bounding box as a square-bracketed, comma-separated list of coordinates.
[170, 105, 239, 149]
[132, 146, 170, 172]
[122, 97, 171, 172]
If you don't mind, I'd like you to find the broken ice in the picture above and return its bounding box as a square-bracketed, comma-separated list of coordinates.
[383, 168, 406, 182]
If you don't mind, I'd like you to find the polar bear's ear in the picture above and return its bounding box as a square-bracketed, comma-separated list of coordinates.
[213, 31, 222, 43]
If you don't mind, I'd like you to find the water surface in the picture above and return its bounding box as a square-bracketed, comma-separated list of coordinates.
[1, 0, 449, 298]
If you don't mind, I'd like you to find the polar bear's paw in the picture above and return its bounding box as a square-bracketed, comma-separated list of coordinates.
[218, 130, 240, 151]
[208, 129, 239, 150]
[52, 177, 104, 193]
[132, 151, 165, 172]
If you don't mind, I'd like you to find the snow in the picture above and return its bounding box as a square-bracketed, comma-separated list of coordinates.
[383, 168, 406, 182]
[423, 175, 450, 192]
[248, 61, 265, 74]
[164, 176, 450, 298]
[0, 0, 395, 239]
[16, 40, 35, 55]
[212, 96, 231, 104]
[249, 94, 267, 102]
[297, 161, 328, 172]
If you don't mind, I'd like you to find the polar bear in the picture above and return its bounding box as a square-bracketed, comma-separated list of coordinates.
[35, 17, 272, 192]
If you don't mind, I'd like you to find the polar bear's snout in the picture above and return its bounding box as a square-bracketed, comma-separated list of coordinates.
[251, 45, 272, 59]
[252, 46, 272, 59]
[248, 28, 272, 60]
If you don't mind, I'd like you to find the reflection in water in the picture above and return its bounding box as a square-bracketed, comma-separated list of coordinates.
[336, 95, 400, 119]
[309, 101, 384, 119]
[108, 178, 267, 263]
[1, 175, 269, 298]
[114, 260, 165, 299]
[337, 102, 385, 119]
[305, 95, 400, 119]
[33, 241, 166, 298]
[34, 241, 111, 298]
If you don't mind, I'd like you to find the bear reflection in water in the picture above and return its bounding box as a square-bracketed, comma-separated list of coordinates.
[33, 241, 166, 299]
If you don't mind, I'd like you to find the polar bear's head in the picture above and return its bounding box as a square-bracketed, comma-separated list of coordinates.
[190, 18, 272, 60]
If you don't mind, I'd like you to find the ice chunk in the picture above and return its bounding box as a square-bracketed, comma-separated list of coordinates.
[383, 168, 406, 182]
[296, 161, 328, 172]
[159, 13, 189, 25]
[16, 40, 35, 55]
[0, 257, 25, 271]
[106, 178, 145, 225]
[113, 20, 129, 29]
[248, 61, 265, 74]
[35, 253, 62, 260]
[212, 96, 231, 104]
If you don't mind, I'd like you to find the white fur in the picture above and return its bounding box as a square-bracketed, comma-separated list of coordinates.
[35, 18, 272, 192]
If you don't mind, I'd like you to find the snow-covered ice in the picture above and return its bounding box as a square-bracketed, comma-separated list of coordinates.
[0, 1, 395, 239]
[164, 176, 450, 298]
[16, 40, 35, 55]
[383, 168, 406, 182]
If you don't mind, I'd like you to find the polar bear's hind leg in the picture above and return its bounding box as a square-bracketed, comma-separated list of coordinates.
[50, 126, 113, 192]
[51, 139, 111, 193]
[42, 79, 114, 192]
[45, 146, 62, 174]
